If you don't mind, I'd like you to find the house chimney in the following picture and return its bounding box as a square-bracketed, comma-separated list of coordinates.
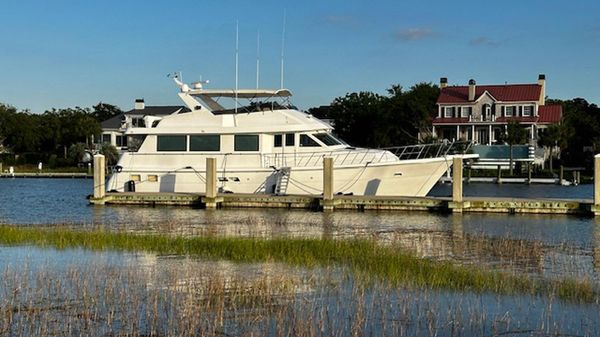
[440, 77, 448, 88]
[538, 74, 545, 106]
[134, 98, 145, 110]
[468, 79, 476, 101]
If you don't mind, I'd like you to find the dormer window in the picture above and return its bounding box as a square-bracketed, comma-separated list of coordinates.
[444, 107, 453, 118]
[523, 105, 533, 117]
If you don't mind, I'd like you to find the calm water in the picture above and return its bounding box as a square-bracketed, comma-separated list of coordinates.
[2, 178, 600, 335]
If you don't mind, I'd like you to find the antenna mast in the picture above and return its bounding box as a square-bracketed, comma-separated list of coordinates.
[256, 30, 260, 89]
[235, 21, 239, 114]
[280, 9, 286, 89]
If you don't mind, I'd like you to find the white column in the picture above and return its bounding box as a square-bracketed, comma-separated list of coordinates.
[530, 125, 535, 140]
[432, 125, 436, 138]
[488, 124, 492, 145]
[456, 125, 460, 140]
[471, 125, 475, 143]
[93, 154, 106, 199]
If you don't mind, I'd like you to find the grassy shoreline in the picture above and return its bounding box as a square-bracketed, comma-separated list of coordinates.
[0, 224, 595, 302]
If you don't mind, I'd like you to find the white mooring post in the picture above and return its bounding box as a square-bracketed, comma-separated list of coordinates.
[93, 154, 106, 200]
[449, 156, 469, 213]
[593, 155, 600, 216]
[322, 157, 335, 211]
[452, 156, 463, 203]
[203, 157, 222, 209]
[206, 157, 217, 199]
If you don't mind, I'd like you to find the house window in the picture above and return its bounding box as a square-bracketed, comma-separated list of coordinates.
[116, 135, 128, 147]
[189, 135, 220, 151]
[523, 105, 533, 117]
[234, 135, 259, 151]
[274, 134, 283, 147]
[157, 135, 187, 151]
[505, 106, 514, 117]
[444, 107, 453, 118]
[102, 134, 111, 144]
[285, 133, 295, 146]
[131, 117, 145, 128]
[461, 107, 471, 118]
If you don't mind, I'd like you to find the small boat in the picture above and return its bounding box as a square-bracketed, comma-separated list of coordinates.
[107, 76, 470, 196]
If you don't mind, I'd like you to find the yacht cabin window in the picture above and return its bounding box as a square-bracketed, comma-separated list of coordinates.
[157, 135, 187, 151]
[127, 135, 146, 152]
[299, 134, 320, 147]
[190, 135, 220, 151]
[285, 133, 295, 146]
[314, 133, 341, 146]
[274, 134, 283, 147]
[234, 134, 259, 151]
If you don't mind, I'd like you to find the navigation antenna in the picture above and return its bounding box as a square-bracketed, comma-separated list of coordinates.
[235, 20, 239, 115]
[256, 30, 260, 89]
[280, 9, 286, 89]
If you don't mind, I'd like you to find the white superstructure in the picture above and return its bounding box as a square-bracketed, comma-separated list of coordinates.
[106, 76, 466, 196]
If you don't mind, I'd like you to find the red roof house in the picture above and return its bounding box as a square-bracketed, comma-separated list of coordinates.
[431, 74, 562, 145]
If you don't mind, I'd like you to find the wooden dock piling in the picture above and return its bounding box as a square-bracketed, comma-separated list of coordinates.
[593, 155, 600, 215]
[93, 154, 105, 202]
[449, 156, 469, 213]
[321, 157, 336, 211]
[202, 157, 222, 208]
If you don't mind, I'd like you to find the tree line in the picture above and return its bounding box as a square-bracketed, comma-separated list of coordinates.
[2, 84, 600, 170]
[0, 103, 122, 167]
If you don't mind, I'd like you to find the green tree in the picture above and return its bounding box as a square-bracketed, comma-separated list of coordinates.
[92, 102, 123, 122]
[328, 91, 387, 147]
[505, 119, 528, 175]
[537, 123, 564, 174]
[99, 142, 119, 166]
[325, 83, 439, 148]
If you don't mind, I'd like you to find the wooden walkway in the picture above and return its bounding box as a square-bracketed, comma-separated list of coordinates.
[89, 192, 595, 215]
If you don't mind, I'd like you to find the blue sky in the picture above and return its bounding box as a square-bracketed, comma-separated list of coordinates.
[1, 0, 599, 113]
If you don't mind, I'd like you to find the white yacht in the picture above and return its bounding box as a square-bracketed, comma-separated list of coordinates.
[106, 77, 467, 196]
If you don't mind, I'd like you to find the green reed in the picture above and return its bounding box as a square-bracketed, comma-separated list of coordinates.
[0, 224, 595, 302]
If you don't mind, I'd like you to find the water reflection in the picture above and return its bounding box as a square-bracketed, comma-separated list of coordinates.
[2, 179, 600, 282]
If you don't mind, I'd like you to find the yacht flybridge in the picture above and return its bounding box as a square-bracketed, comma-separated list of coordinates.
[106, 76, 468, 196]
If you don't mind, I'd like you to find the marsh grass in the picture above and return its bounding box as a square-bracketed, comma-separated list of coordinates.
[0, 225, 596, 303]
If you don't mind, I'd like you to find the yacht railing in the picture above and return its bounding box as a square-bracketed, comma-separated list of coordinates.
[262, 141, 472, 168]
[381, 140, 472, 161]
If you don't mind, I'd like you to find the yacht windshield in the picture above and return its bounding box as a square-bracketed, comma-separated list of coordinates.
[314, 133, 342, 146]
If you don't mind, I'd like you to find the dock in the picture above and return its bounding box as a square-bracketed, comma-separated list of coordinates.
[89, 192, 594, 215]
[0, 172, 91, 179]
[87, 155, 600, 216]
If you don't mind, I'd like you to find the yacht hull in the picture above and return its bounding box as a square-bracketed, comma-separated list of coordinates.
[106, 156, 454, 197]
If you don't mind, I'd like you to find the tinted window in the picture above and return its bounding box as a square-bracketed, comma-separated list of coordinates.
[235, 135, 259, 151]
[314, 133, 341, 146]
[102, 134, 111, 143]
[190, 135, 220, 151]
[285, 133, 295, 146]
[116, 135, 128, 147]
[157, 135, 186, 151]
[274, 134, 282, 147]
[127, 135, 146, 152]
[300, 134, 320, 147]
